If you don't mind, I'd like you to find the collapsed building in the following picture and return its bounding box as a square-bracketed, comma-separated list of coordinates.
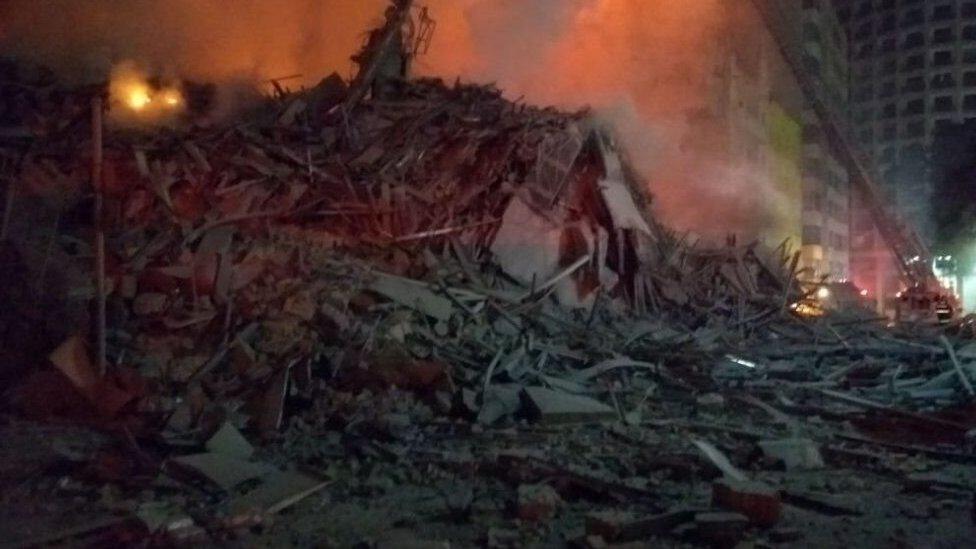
[1, 3, 976, 547]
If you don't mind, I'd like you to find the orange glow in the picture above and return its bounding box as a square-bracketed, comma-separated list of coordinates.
[418, 1, 762, 243]
[159, 87, 183, 107]
[109, 61, 184, 123]
[3, 1, 771, 239]
[0, 0, 386, 87]
[127, 85, 152, 110]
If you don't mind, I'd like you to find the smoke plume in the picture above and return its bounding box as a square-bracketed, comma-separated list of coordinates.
[0, 0, 788, 243]
[0, 0, 386, 84]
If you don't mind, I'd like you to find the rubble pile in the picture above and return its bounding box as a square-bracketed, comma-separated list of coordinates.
[1, 59, 976, 547]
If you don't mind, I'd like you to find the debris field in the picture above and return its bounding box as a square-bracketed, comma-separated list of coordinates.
[1, 55, 976, 548]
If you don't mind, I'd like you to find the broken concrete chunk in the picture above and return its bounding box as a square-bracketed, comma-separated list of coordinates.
[369, 272, 454, 321]
[691, 439, 747, 481]
[593, 133, 653, 236]
[168, 452, 270, 491]
[521, 386, 616, 425]
[713, 479, 781, 528]
[696, 392, 725, 408]
[48, 335, 98, 397]
[490, 195, 562, 287]
[478, 384, 522, 425]
[229, 469, 329, 517]
[759, 438, 825, 470]
[205, 422, 254, 459]
[136, 501, 196, 535]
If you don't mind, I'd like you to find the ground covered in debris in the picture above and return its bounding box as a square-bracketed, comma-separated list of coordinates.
[2, 59, 976, 547]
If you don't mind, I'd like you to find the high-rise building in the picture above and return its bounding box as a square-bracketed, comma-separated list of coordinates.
[687, 0, 805, 248]
[801, 0, 853, 280]
[837, 0, 976, 246]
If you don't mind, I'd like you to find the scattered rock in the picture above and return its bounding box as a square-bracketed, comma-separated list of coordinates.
[712, 479, 782, 528]
[759, 438, 825, 470]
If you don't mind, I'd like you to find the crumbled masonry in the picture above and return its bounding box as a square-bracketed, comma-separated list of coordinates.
[1, 58, 976, 547]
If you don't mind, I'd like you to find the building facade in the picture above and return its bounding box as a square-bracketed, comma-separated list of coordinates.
[801, 0, 854, 280]
[838, 0, 976, 246]
[688, 0, 806, 249]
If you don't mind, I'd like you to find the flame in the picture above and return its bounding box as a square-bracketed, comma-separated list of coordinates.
[108, 61, 184, 123]
[159, 87, 183, 107]
[126, 84, 152, 111]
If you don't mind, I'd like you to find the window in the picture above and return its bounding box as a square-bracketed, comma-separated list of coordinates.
[904, 53, 925, 71]
[902, 8, 925, 28]
[966, 71, 976, 86]
[932, 72, 956, 89]
[934, 27, 954, 44]
[882, 147, 897, 163]
[933, 4, 955, 21]
[803, 226, 823, 245]
[933, 50, 954, 66]
[855, 108, 874, 123]
[965, 48, 976, 63]
[964, 25, 976, 40]
[854, 85, 874, 101]
[883, 125, 897, 140]
[882, 59, 898, 74]
[933, 96, 955, 112]
[964, 2, 976, 17]
[904, 31, 925, 48]
[883, 103, 897, 118]
[881, 80, 896, 98]
[905, 120, 925, 138]
[903, 76, 925, 92]
[965, 95, 976, 111]
[903, 98, 924, 115]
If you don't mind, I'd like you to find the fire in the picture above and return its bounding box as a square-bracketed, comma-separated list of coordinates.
[109, 61, 184, 123]
[160, 88, 182, 106]
[126, 84, 152, 111]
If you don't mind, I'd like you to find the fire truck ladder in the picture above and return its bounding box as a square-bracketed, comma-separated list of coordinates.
[752, 0, 937, 287]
